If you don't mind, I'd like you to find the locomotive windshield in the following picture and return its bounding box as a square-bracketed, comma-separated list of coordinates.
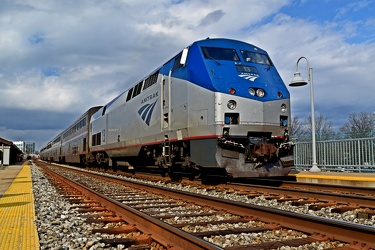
[201, 47, 240, 61]
[240, 50, 273, 66]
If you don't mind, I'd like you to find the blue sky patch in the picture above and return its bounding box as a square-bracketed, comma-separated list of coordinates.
[280, 1, 375, 44]
[28, 33, 44, 45]
[42, 67, 60, 77]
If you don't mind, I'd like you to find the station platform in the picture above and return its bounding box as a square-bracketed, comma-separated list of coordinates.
[0, 161, 39, 249]
[291, 171, 375, 187]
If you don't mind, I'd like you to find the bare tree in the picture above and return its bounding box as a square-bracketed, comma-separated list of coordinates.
[340, 112, 375, 138]
[289, 116, 304, 140]
[310, 113, 335, 140]
[296, 113, 336, 141]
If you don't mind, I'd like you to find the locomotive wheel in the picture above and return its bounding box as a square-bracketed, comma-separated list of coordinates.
[168, 171, 183, 182]
[200, 167, 228, 185]
[168, 165, 183, 182]
[188, 173, 195, 181]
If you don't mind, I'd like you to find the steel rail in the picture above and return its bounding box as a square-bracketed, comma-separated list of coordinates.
[40, 165, 222, 250]
[75, 168, 375, 248]
[224, 183, 375, 208]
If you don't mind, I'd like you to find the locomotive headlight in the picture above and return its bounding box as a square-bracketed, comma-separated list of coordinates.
[256, 89, 265, 98]
[281, 103, 287, 112]
[227, 100, 237, 110]
[248, 88, 255, 96]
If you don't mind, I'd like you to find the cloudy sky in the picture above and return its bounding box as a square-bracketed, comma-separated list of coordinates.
[1, 0, 374, 150]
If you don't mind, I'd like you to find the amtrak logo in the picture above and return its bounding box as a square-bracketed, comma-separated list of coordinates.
[238, 74, 259, 82]
[138, 99, 158, 126]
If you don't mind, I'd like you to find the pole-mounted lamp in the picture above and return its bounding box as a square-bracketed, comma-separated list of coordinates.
[290, 57, 321, 172]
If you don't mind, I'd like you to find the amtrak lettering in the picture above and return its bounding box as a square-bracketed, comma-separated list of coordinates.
[141, 91, 158, 104]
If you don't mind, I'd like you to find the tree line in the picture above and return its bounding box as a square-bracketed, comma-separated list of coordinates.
[290, 112, 375, 141]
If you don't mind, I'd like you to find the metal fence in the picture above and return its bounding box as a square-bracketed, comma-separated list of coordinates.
[293, 137, 375, 172]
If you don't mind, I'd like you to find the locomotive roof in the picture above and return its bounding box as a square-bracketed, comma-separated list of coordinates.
[192, 38, 267, 54]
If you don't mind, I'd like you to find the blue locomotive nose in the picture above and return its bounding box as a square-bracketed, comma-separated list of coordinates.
[187, 41, 289, 102]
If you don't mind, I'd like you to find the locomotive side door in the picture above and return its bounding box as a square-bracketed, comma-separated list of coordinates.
[161, 48, 188, 131]
[161, 70, 172, 130]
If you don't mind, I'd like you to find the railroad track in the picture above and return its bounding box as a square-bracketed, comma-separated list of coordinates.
[38, 164, 216, 249]
[127, 169, 375, 215]
[35, 161, 375, 249]
[222, 181, 375, 209]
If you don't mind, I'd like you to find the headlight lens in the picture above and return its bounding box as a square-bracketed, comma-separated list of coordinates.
[249, 88, 265, 97]
[227, 100, 237, 110]
[256, 89, 265, 98]
[248, 88, 255, 96]
[281, 103, 287, 112]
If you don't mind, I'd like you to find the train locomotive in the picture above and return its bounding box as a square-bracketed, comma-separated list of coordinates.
[40, 38, 294, 179]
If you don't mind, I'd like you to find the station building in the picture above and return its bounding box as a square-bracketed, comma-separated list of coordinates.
[0, 137, 23, 166]
[13, 141, 36, 154]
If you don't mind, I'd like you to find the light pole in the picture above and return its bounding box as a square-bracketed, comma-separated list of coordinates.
[289, 57, 321, 172]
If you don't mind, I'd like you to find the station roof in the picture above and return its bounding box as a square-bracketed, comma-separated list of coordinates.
[0, 137, 23, 155]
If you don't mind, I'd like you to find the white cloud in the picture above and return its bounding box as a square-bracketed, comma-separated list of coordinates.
[1, 0, 375, 148]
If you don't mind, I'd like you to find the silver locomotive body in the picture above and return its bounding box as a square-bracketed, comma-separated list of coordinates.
[89, 38, 293, 178]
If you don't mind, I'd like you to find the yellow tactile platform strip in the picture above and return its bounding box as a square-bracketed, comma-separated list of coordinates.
[291, 172, 375, 182]
[0, 162, 39, 249]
